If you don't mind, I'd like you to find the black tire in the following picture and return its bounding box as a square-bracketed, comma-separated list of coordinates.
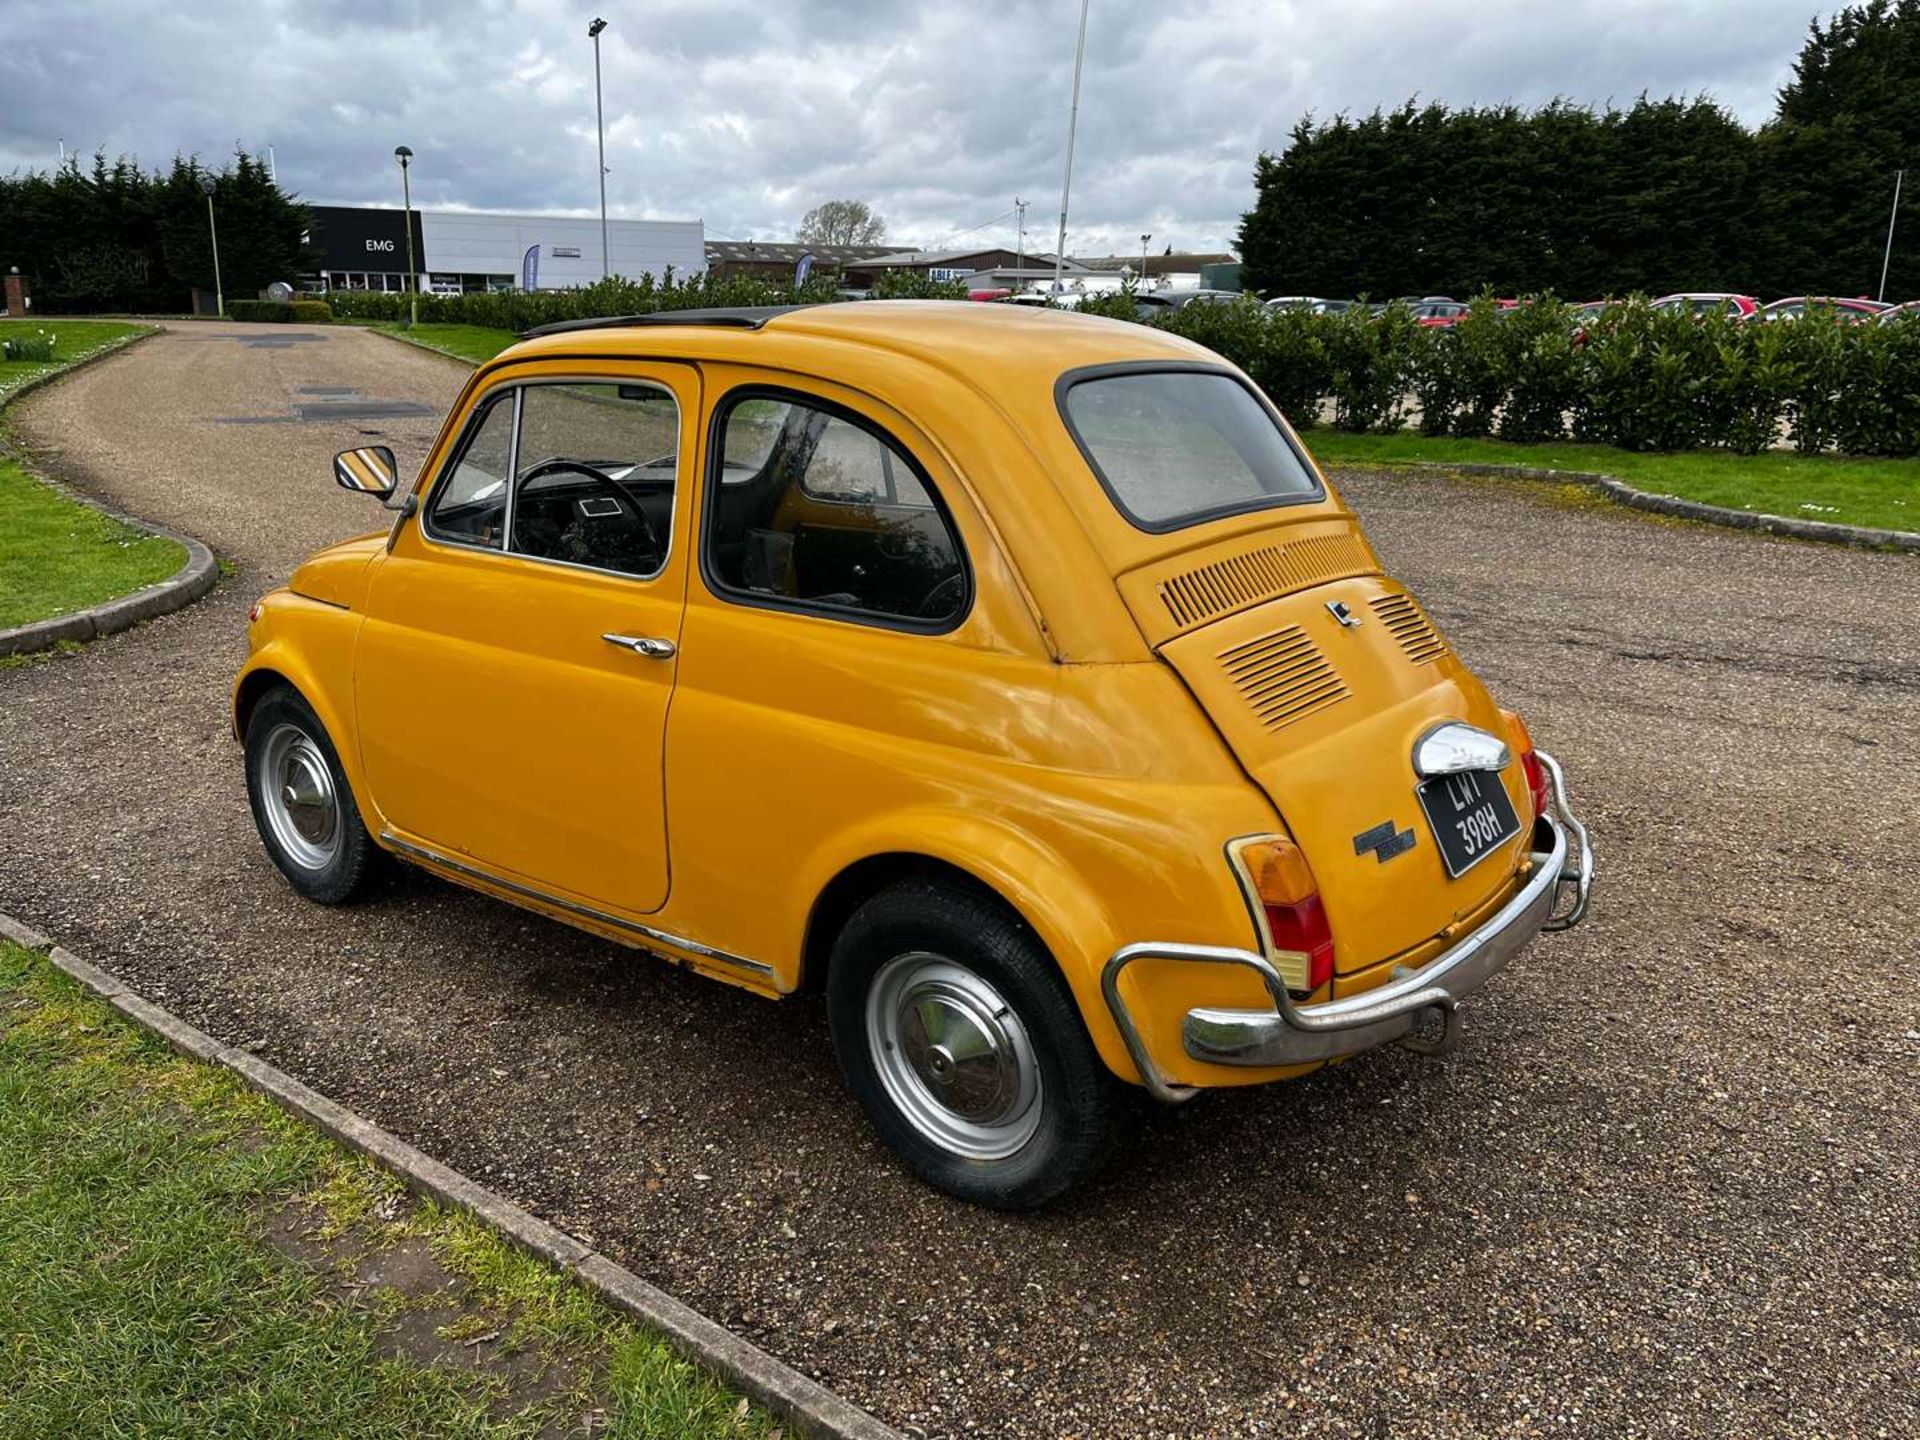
[243, 684, 380, 904]
[826, 878, 1116, 1209]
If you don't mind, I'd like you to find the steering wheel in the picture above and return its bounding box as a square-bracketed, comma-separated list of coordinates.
[516, 459, 661, 556]
[916, 572, 965, 620]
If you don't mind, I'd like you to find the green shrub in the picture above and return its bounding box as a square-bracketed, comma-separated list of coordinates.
[865, 270, 968, 300]
[310, 274, 1916, 458]
[1251, 306, 1333, 425]
[288, 299, 332, 324]
[1, 331, 57, 362]
[227, 300, 293, 323]
[1325, 302, 1416, 432]
[1496, 297, 1579, 443]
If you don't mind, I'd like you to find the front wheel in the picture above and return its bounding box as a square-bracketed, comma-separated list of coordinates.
[244, 684, 379, 904]
[826, 879, 1116, 1209]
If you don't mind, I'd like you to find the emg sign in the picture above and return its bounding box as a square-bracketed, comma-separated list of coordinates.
[307, 206, 421, 274]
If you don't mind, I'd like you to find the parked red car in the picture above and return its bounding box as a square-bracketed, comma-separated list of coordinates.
[1879, 299, 1920, 324]
[1651, 293, 1760, 320]
[1408, 297, 1469, 327]
[1760, 296, 1889, 324]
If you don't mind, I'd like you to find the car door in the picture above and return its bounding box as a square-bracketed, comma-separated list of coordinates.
[355, 361, 698, 915]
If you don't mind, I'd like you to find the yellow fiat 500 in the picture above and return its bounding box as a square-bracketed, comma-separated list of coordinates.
[237, 302, 1592, 1208]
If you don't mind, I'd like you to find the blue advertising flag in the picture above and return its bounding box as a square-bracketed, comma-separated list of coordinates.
[521, 244, 540, 291]
[795, 253, 813, 287]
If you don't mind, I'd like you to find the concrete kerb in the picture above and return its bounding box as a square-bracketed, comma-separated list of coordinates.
[9, 910, 902, 1440]
[1386, 459, 1920, 554]
[0, 326, 224, 657]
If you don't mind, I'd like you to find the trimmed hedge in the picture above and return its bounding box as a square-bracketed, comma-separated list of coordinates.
[1129, 294, 1920, 458]
[227, 300, 293, 323]
[227, 299, 330, 324]
[323, 268, 963, 331]
[324, 271, 1915, 457]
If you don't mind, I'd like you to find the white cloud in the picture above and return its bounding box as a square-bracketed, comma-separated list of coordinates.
[0, 0, 1819, 255]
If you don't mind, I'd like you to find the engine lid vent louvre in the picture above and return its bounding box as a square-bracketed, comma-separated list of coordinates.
[1370, 591, 1447, 665]
[1160, 532, 1375, 630]
[1219, 625, 1350, 731]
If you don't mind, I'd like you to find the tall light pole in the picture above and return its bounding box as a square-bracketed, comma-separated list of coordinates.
[197, 173, 225, 317]
[1051, 0, 1091, 296]
[1879, 168, 1904, 304]
[394, 146, 418, 328]
[1139, 232, 1151, 288]
[589, 17, 610, 280]
[1014, 196, 1027, 291]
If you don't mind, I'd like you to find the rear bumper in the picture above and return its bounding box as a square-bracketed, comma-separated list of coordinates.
[1101, 749, 1593, 1102]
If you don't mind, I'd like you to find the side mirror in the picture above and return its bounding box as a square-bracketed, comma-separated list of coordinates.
[333, 445, 398, 498]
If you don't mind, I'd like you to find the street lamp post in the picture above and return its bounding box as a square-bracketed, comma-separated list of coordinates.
[1014, 196, 1027, 292]
[1051, 0, 1091, 295]
[1880, 168, 1904, 304]
[589, 18, 610, 280]
[394, 146, 418, 329]
[1139, 232, 1151, 289]
[197, 173, 225, 317]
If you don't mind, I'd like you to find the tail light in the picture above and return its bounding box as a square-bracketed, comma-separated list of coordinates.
[1503, 709, 1551, 820]
[1228, 836, 1335, 993]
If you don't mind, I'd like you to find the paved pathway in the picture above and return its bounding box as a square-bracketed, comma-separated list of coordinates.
[3, 322, 1915, 1438]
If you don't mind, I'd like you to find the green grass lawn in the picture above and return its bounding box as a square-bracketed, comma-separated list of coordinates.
[0, 939, 781, 1439]
[372, 322, 520, 366]
[1303, 429, 1920, 534]
[0, 318, 148, 401]
[1, 319, 186, 632]
[0, 457, 185, 630]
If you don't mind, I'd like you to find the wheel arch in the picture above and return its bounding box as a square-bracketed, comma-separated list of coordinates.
[799, 852, 1021, 995]
[787, 816, 1132, 1078]
[233, 635, 374, 828]
[232, 663, 293, 738]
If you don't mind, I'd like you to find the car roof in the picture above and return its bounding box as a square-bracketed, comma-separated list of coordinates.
[501, 299, 1215, 382]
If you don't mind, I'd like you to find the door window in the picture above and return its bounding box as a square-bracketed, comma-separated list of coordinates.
[704, 392, 967, 628]
[424, 391, 515, 550]
[511, 382, 679, 580]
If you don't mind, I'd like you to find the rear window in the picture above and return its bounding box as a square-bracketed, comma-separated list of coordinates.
[1060, 369, 1321, 531]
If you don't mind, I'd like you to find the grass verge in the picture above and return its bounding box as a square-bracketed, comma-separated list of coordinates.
[0, 939, 783, 1439]
[0, 458, 185, 628]
[372, 322, 520, 366]
[1303, 429, 1920, 534]
[0, 318, 148, 400]
[1, 320, 189, 631]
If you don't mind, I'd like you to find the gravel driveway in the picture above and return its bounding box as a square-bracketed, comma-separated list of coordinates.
[3, 322, 1915, 1438]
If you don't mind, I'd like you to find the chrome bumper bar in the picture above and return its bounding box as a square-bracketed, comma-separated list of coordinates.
[1101, 749, 1593, 1102]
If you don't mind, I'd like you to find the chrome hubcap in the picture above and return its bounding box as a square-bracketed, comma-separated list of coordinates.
[257, 723, 339, 870]
[865, 953, 1041, 1160]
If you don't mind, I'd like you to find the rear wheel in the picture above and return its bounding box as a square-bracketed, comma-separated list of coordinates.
[827, 879, 1115, 1209]
[244, 685, 379, 904]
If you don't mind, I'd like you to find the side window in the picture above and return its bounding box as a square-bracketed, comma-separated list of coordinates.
[425, 391, 515, 550]
[511, 382, 679, 580]
[705, 392, 967, 627]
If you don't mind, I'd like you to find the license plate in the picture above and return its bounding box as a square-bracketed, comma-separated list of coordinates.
[1418, 768, 1522, 878]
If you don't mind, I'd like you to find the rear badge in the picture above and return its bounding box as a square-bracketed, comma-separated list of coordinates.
[1326, 600, 1363, 628]
[1353, 819, 1417, 863]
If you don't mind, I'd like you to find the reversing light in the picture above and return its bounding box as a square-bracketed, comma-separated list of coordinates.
[1228, 836, 1335, 993]
[248, 598, 264, 624]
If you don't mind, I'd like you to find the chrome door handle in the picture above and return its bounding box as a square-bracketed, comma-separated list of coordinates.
[602, 632, 676, 659]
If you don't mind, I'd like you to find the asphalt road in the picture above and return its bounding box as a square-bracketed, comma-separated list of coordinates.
[3, 321, 1915, 1439]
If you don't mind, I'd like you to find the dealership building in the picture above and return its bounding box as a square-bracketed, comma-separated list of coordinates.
[305, 205, 706, 294]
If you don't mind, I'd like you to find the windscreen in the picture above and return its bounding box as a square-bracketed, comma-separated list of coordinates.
[1062, 370, 1320, 531]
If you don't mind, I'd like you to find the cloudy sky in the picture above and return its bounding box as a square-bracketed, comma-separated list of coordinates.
[3, 0, 1826, 256]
